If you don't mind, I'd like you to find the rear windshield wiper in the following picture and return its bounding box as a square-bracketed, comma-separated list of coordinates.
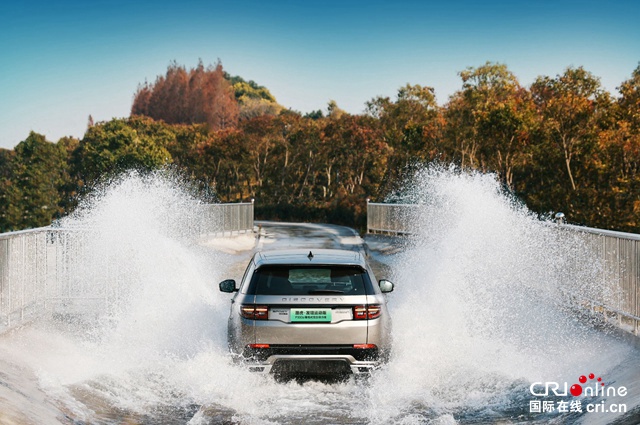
[308, 289, 345, 294]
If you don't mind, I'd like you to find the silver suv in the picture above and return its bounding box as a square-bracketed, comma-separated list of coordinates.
[219, 248, 394, 376]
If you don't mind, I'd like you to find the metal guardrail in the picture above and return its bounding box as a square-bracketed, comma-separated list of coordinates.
[366, 202, 640, 336]
[0, 202, 254, 333]
[366, 202, 420, 235]
[558, 224, 640, 336]
[0, 228, 50, 331]
[197, 202, 254, 236]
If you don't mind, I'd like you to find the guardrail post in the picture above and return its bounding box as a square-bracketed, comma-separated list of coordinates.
[20, 237, 25, 323]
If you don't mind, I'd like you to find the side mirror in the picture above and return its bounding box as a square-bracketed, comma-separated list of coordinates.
[379, 279, 394, 293]
[219, 279, 237, 293]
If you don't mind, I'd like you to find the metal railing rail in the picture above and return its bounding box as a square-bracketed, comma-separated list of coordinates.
[366, 202, 640, 336]
[0, 227, 50, 331]
[0, 202, 254, 333]
[198, 201, 254, 237]
[557, 224, 640, 336]
[366, 202, 420, 235]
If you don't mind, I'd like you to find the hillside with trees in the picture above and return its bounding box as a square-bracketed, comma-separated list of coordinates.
[1, 61, 639, 233]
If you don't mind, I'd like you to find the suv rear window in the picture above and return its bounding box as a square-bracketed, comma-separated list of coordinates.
[246, 266, 371, 296]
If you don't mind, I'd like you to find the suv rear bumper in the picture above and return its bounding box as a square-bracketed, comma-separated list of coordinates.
[248, 355, 378, 375]
[242, 345, 380, 375]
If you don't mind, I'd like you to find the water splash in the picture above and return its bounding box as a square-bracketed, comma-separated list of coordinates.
[0, 166, 635, 424]
[1, 170, 247, 421]
[362, 166, 631, 422]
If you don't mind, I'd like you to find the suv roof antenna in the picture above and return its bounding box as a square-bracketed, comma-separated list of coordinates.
[307, 251, 314, 260]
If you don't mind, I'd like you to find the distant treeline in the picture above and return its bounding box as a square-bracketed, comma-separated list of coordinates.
[1, 61, 639, 233]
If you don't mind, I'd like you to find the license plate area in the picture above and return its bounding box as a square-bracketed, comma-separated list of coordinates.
[269, 307, 353, 323]
[290, 308, 332, 323]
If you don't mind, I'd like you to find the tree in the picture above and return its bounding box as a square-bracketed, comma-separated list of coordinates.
[0, 148, 15, 231]
[2, 133, 71, 230]
[617, 64, 640, 131]
[327, 100, 347, 119]
[324, 115, 390, 196]
[367, 84, 439, 151]
[530, 67, 605, 191]
[238, 97, 284, 121]
[443, 62, 535, 188]
[518, 67, 613, 225]
[304, 110, 324, 120]
[72, 118, 173, 185]
[225, 73, 277, 103]
[240, 115, 287, 193]
[285, 116, 324, 201]
[131, 60, 239, 130]
[590, 64, 640, 231]
[56, 136, 80, 214]
[367, 83, 441, 196]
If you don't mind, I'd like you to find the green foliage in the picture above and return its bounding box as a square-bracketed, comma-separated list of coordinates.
[73, 118, 173, 185]
[0, 133, 71, 230]
[2, 62, 640, 233]
[225, 73, 277, 103]
[367, 83, 441, 195]
[523, 67, 606, 224]
[0, 148, 16, 231]
[327, 100, 347, 119]
[304, 110, 324, 120]
[617, 63, 640, 131]
[238, 96, 284, 121]
[444, 62, 535, 189]
[586, 64, 640, 231]
[222, 72, 283, 121]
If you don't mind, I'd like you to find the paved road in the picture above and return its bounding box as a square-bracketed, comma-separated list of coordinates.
[250, 221, 398, 281]
[254, 221, 365, 251]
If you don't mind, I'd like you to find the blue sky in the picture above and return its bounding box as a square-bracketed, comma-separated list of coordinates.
[1, 0, 638, 149]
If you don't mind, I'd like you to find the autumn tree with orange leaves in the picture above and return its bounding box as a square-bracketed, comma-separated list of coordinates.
[132, 61, 239, 130]
[2, 61, 640, 233]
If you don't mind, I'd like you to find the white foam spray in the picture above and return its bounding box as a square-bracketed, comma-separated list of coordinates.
[361, 166, 632, 423]
[1, 170, 250, 421]
[0, 166, 635, 424]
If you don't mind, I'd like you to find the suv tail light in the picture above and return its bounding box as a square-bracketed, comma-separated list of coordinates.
[353, 343, 377, 349]
[240, 305, 269, 320]
[353, 304, 382, 320]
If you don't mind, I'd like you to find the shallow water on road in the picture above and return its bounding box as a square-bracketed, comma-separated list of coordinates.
[1, 169, 639, 425]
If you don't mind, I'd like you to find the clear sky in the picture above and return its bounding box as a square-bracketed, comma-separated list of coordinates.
[0, 0, 638, 149]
